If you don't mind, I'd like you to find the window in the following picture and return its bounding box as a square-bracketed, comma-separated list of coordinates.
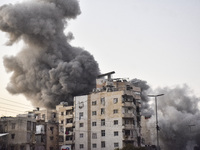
[11, 146, 15, 150]
[92, 143, 97, 148]
[50, 147, 54, 150]
[79, 101, 84, 109]
[113, 98, 118, 104]
[114, 120, 118, 125]
[50, 127, 54, 134]
[101, 130, 105, 136]
[92, 122, 97, 126]
[80, 133, 84, 138]
[80, 123, 84, 127]
[125, 119, 130, 124]
[101, 119, 105, 126]
[11, 123, 16, 129]
[92, 111, 97, 116]
[61, 112, 64, 116]
[101, 97, 105, 106]
[20, 146, 25, 150]
[50, 136, 54, 140]
[42, 114, 45, 119]
[59, 135, 64, 142]
[114, 143, 119, 148]
[27, 121, 31, 130]
[66, 118, 73, 124]
[79, 112, 83, 119]
[92, 101, 97, 105]
[92, 133, 97, 139]
[124, 108, 128, 113]
[101, 141, 106, 148]
[114, 131, 118, 136]
[101, 108, 105, 115]
[11, 134, 15, 139]
[61, 120, 64, 124]
[80, 144, 84, 149]
[66, 110, 72, 115]
[66, 136, 72, 141]
[113, 109, 118, 114]
[52, 112, 56, 118]
[125, 130, 131, 136]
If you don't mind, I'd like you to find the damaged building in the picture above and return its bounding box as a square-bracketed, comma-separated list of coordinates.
[74, 71, 142, 150]
[0, 115, 36, 150]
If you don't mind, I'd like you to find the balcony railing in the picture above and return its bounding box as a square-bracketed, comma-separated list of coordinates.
[122, 113, 135, 118]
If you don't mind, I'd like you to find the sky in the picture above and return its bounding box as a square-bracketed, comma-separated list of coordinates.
[0, 0, 200, 116]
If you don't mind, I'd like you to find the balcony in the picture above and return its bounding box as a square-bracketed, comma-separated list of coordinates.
[65, 140, 74, 145]
[122, 113, 135, 118]
[123, 135, 135, 141]
[65, 114, 73, 119]
[65, 123, 73, 128]
[122, 102, 136, 109]
[122, 124, 135, 129]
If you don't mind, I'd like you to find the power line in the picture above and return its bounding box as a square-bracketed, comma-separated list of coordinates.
[0, 101, 33, 110]
[0, 106, 31, 113]
[0, 109, 26, 115]
[0, 97, 34, 109]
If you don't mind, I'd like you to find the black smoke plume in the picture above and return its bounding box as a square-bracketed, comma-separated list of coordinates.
[0, 0, 100, 108]
[130, 78, 154, 117]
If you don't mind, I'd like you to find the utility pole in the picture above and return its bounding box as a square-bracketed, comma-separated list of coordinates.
[148, 94, 164, 150]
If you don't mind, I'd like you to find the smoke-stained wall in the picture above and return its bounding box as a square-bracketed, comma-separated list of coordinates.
[0, 0, 100, 108]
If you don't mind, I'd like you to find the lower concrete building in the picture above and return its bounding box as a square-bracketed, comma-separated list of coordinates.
[0, 116, 36, 150]
[35, 120, 59, 150]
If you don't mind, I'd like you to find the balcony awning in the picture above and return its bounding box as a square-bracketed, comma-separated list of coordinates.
[0, 133, 9, 137]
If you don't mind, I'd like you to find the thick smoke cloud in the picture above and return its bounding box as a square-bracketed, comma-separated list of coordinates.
[130, 79, 200, 149]
[0, 0, 100, 108]
[147, 85, 200, 150]
[130, 78, 154, 117]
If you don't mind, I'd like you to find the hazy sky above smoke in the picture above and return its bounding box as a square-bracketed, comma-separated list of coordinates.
[0, 0, 200, 112]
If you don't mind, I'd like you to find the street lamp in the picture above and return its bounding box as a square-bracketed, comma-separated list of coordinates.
[148, 94, 164, 150]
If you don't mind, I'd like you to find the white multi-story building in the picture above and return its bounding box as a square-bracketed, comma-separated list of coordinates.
[74, 95, 89, 150]
[74, 72, 142, 150]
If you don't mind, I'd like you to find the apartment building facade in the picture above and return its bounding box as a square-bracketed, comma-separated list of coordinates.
[33, 108, 59, 150]
[74, 95, 89, 150]
[0, 115, 36, 150]
[56, 102, 75, 149]
[35, 120, 59, 150]
[74, 72, 142, 150]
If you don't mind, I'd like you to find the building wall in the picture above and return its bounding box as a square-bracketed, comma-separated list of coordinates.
[46, 122, 59, 150]
[34, 109, 59, 150]
[74, 95, 88, 150]
[74, 77, 142, 150]
[89, 91, 124, 150]
[56, 102, 74, 149]
[0, 116, 35, 150]
[141, 116, 152, 146]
